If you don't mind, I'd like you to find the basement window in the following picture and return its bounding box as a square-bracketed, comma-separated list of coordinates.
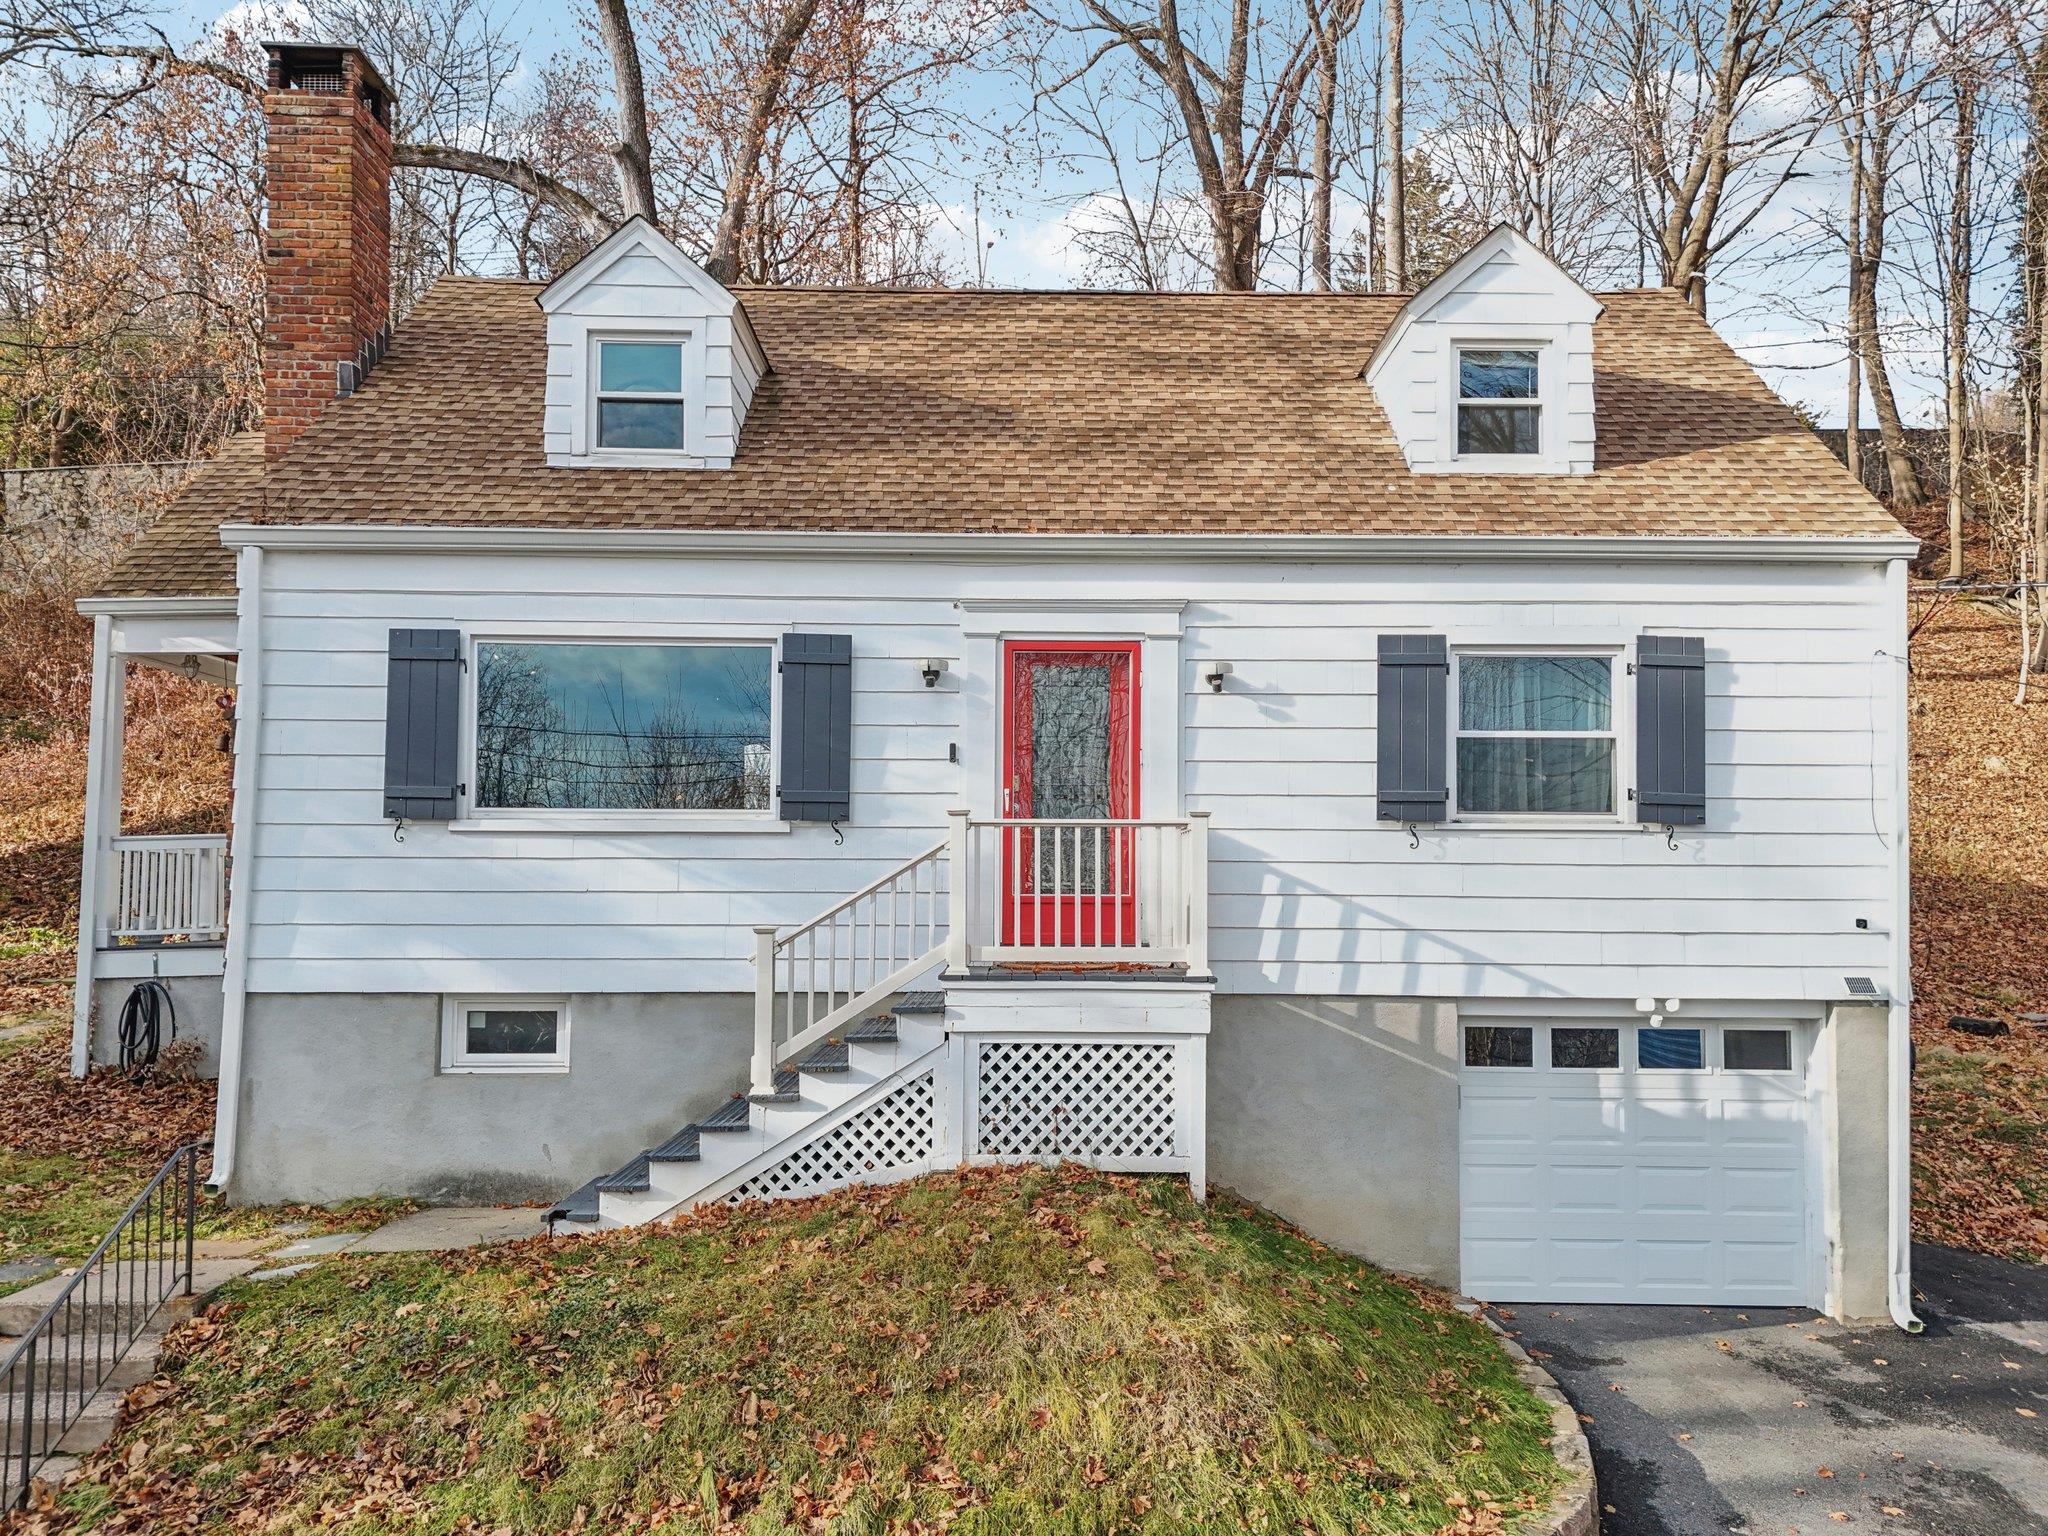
[595, 340, 686, 451]
[441, 997, 569, 1073]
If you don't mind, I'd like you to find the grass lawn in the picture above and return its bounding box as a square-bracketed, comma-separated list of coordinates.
[29, 1166, 1562, 1535]
[0, 1020, 411, 1294]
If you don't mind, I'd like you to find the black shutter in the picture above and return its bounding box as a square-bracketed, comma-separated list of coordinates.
[1635, 634, 1707, 826]
[779, 633, 852, 822]
[1376, 634, 1449, 823]
[382, 629, 462, 821]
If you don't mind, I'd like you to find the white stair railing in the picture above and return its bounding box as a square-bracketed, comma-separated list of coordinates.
[749, 809, 1212, 1096]
[108, 835, 228, 943]
[751, 834, 952, 1095]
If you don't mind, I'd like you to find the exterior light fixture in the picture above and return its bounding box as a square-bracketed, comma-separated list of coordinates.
[920, 658, 949, 688]
[1201, 660, 1233, 693]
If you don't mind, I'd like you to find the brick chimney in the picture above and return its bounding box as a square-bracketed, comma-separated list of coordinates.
[262, 42, 395, 460]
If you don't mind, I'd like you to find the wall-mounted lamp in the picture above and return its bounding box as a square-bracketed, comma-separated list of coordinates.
[1200, 660, 1234, 693]
[920, 658, 949, 689]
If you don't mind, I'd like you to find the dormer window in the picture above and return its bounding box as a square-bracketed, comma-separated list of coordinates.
[596, 340, 686, 451]
[1456, 348, 1541, 457]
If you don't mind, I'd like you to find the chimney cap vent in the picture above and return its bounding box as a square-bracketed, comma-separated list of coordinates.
[262, 41, 394, 125]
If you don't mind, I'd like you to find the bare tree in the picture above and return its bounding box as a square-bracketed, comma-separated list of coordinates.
[1431, 0, 1637, 283]
[1590, 0, 1835, 311]
[1031, 0, 1326, 289]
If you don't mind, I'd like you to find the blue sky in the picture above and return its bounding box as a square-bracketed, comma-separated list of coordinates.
[180, 0, 2007, 428]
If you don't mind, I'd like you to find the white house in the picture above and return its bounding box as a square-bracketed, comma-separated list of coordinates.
[74, 43, 1918, 1325]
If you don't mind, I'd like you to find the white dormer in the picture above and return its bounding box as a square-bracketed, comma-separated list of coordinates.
[1364, 225, 1603, 476]
[537, 217, 768, 469]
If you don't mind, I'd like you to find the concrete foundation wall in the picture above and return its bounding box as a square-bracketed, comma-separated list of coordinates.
[90, 975, 225, 1077]
[229, 992, 753, 1206]
[1207, 995, 1462, 1288]
[1826, 1001, 1894, 1322]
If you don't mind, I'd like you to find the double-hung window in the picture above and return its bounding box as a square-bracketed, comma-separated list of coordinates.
[473, 639, 772, 814]
[1456, 347, 1541, 457]
[595, 340, 686, 451]
[1454, 652, 1618, 818]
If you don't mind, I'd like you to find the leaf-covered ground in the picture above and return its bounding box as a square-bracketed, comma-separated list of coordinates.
[10, 1167, 1562, 1536]
[1907, 600, 2048, 1260]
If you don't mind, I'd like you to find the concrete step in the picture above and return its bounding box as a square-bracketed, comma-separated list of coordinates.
[0, 1260, 241, 1337]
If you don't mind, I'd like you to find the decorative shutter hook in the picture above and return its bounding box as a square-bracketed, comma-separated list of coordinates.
[393, 816, 407, 844]
[1406, 821, 1419, 850]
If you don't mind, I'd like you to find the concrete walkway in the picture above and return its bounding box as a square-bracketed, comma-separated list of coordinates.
[1497, 1245, 2048, 1536]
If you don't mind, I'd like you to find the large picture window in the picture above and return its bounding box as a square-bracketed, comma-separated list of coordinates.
[1454, 653, 1617, 817]
[474, 641, 772, 813]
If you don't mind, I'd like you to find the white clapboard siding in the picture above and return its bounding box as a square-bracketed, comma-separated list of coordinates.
[242, 547, 1899, 1001]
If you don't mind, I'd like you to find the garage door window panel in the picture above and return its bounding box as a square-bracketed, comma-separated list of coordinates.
[1724, 1028, 1793, 1072]
[1551, 1027, 1620, 1069]
[1637, 1027, 1705, 1071]
[1465, 1026, 1534, 1068]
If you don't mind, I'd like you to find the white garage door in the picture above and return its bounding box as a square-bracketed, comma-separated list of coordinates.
[1460, 1017, 1816, 1307]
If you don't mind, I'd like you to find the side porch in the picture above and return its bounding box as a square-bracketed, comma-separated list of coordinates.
[68, 599, 238, 1077]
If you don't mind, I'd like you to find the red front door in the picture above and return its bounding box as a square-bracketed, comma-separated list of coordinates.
[1001, 641, 1140, 948]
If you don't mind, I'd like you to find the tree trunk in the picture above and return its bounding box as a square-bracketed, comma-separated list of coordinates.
[1857, 125, 1924, 511]
[594, 0, 657, 224]
[1379, 0, 1404, 289]
[1947, 74, 1975, 578]
[1844, 107, 1863, 490]
[705, 0, 822, 284]
[1310, 8, 1337, 291]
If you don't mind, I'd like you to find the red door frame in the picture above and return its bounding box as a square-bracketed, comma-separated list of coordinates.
[1000, 640, 1141, 948]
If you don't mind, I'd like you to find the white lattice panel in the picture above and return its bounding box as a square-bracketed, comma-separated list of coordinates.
[971, 1040, 1179, 1162]
[725, 1072, 937, 1203]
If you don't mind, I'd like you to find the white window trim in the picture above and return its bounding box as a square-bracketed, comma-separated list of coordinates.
[580, 328, 709, 466]
[592, 337, 688, 456]
[460, 632, 782, 828]
[1454, 345, 1543, 462]
[1449, 646, 1631, 827]
[1440, 335, 1566, 474]
[441, 995, 570, 1073]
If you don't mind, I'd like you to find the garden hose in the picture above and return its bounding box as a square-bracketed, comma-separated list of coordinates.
[116, 977, 177, 1080]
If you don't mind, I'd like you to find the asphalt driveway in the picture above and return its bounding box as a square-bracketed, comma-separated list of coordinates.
[1492, 1246, 2048, 1535]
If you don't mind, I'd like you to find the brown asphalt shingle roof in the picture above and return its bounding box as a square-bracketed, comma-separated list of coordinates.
[95, 277, 1907, 600]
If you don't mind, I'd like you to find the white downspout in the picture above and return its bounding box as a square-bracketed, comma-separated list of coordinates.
[68, 613, 116, 1077]
[1884, 556, 1922, 1333]
[206, 544, 264, 1194]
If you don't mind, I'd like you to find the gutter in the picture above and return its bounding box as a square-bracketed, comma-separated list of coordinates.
[1884, 556, 1922, 1333]
[206, 545, 264, 1195]
[218, 523, 1922, 565]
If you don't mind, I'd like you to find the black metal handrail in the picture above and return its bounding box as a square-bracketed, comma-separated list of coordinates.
[2, 1142, 203, 1509]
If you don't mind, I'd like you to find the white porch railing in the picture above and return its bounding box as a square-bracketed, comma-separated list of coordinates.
[108, 835, 228, 943]
[955, 814, 1209, 970]
[750, 810, 1210, 1095]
